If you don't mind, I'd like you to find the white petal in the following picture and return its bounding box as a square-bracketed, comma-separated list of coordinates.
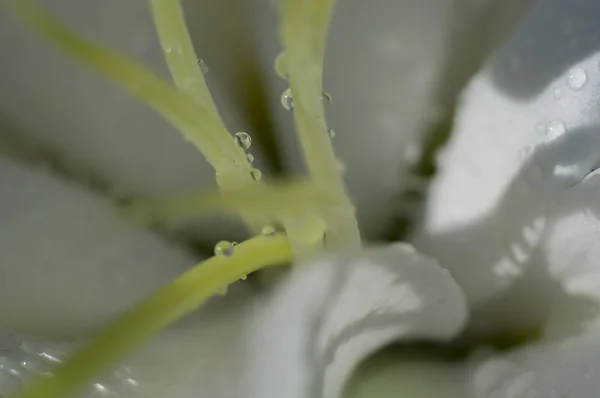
[0, 244, 467, 398]
[247, 0, 533, 239]
[241, 244, 467, 398]
[413, 0, 600, 310]
[0, 157, 197, 339]
[468, 331, 600, 398]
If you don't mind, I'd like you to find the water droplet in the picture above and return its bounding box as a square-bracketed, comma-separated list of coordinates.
[506, 371, 536, 398]
[552, 87, 564, 99]
[251, 168, 262, 181]
[197, 59, 209, 75]
[240, 274, 248, 280]
[232, 241, 239, 246]
[217, 286, 228, 296]
[281, 88, 294, 110]
[246, 153, 255, 163]
[164, 47, 172, 54]
[519, 146, 532, 159]
[327, 129, 336, 138]
[322, 92, 332, 105]
[546, 119, 566, 140]
[234, 132, 252, 150]
[535, 122, 546, 132]
[274, 52, 287, 79]
[214, 240, 234, 256]
[566, 67, 587, 90]
[261, 225, 276, 236]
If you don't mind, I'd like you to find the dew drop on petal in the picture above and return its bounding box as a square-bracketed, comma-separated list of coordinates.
[566, 67, 587, 90]
[327, 129, 336, 138]
[519, 146, 533, 159]
[546, 119, 567, 140]
[251, 168, 262, 181]
[232, 241, 239, 246]
[552, 87, 564, 99]
[261, 225, 276, 236]
[214, 240, 234, 256]
[281, 88, 294, 110]
[197, 59, 209, 75]
[535, 122, 546, 132]
[246, 153, 255, 163]
[234, 132, 252, 150]
[164, 46, 172, 54]
[274, 51, 287, 79]
[240, 274, 247, 281]
[322, 92, 332, 105]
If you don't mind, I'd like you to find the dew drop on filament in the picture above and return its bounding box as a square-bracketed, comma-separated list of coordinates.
[197, 59, 209, 75]
[251, 169, 262, 181]
[214, 240, 234, 256]
[281, 88, 294, 110]
[234, 132, 252, 151]
[261, 225, 276, 236]
[274, 52, 288, 79]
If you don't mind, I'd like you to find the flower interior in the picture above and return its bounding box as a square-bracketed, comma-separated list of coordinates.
[6, 1, 363, 397]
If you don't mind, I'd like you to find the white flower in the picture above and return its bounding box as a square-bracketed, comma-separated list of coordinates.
[1, 0, 600, 398]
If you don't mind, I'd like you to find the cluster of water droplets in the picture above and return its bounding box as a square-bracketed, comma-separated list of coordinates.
[197, 59, 209, 76]
[0, 342, 139, 398]
[232, 132, 261, 181]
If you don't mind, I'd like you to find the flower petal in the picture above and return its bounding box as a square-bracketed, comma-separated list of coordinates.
[253, 0, 534, 239]
[0, 157, 197, 339]
[413, 0, 600, 314]
[0, 244, 466, 398]
[469, 331, 600, 398]
[241, 244, 467, 398]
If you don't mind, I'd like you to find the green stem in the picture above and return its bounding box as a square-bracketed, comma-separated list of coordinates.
[9, 235, 292, 398]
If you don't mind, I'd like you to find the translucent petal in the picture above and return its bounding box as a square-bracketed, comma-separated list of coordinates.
[0, 157, 197, 339]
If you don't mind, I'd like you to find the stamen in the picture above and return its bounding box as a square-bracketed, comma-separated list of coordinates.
[10, 0, 255, 193]
[119, 178, 339, 229]
[278, 0, 361, 248]
[8, 234, 292, 398]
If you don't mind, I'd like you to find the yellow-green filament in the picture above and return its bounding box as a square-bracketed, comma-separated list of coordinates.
[8, 234, 292, 398]
[278, 0, 360, 247]
[150, 0, 220, 115]
[10, 0, 254, 191]
[121, 178, 339, 228]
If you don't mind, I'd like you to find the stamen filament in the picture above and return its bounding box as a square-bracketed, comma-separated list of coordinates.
[150, 0, 220, 115]
[10, 0, 254, 191]
[121, 178, 339, 227]
[278, 0, 361, 247]
[8, 234, 292, 398]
